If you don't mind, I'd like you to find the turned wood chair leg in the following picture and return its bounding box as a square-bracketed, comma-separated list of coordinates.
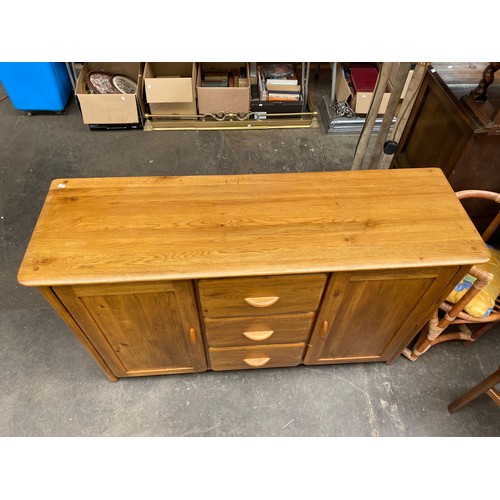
[469, 62, 500, 101]
[448, 366, 500, 413]
[404, 266, 494, 361]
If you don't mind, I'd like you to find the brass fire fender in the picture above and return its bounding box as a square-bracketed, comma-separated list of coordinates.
[143, 95, 319, 131]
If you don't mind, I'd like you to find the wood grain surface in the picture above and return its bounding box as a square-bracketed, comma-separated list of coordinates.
[198, 274, 326, 318]
[204, 312, 315, 347]
[54, 280, 207, 376]
[208, 343, 305, 371]
[304, 266, 462, 364]
[18, 169, 489, 286]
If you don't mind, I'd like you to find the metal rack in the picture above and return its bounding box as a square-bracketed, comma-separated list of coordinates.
[144, 96, 319, 131]
[319, 62, 395, 134]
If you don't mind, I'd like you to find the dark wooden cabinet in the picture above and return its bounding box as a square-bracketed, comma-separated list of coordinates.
[392, 66, 500, 233]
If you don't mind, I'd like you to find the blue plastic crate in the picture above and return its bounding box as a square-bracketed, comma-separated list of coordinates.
[0, 62, 73, 112]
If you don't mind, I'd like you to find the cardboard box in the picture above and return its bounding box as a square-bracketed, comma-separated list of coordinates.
[76, 62, 145, 126]
[335, 63, 391, 115]
[144, 62, 197, 115]
[335, 63, 414, 115]
[148, 102, 198, 118]
[197, 63, 250, 114]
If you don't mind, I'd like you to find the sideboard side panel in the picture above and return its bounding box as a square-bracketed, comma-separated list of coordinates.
[38, 286, 119, 381]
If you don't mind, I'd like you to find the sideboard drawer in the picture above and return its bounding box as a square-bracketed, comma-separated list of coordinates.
[209, 343, 305, 371]
[204, 312, 314, 347]
[198, 274, 327, 318]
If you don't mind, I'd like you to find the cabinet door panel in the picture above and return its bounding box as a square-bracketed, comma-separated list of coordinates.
[392, 69, 472, 175]
[54, 280, 207, 377]
[304, 267, 460, 364]
[80, 293, 190, 371]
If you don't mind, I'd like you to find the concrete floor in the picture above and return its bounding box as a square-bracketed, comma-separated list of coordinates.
[0, 70, 499, 438]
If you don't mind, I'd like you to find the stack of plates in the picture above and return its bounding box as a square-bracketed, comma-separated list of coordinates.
[86, 71, 137, 95]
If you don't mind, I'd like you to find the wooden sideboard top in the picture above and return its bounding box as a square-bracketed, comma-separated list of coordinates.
[18, 168, 490, 286]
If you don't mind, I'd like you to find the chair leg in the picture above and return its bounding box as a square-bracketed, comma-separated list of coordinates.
[448, 366, 500, 413]
[486, 388, 500, 406]
[406, 313, 443, 360]
[427, 326, 473, 347]
[404, 266, 494, 361]
[463, 320, 499, 345]
[402, 324, 429, 360]
[401, 347, 418, 361]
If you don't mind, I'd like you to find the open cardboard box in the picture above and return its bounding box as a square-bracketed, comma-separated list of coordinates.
[197, 62, 250, 114]
[76, 62, 145, 127]
[335, 63, 413, 115]
[144, 62, 197, 115]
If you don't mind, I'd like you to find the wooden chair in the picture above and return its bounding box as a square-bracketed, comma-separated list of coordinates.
[403, 190, 500, 361]
[448, 365, 500, 413]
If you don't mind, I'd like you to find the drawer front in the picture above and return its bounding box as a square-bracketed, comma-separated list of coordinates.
[209, 344, 305, 371]
[198, 274, 327, 318]
[205, 313, 314, 347]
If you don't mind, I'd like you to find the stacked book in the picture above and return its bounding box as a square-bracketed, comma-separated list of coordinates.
[200, 67, 249, 88]
[257, 63, 302, 101]
[350, 63, 379, 93]
[201, 72, 229, 87]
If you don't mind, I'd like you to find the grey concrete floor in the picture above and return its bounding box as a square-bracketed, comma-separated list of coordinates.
[0, 70, 499, 438]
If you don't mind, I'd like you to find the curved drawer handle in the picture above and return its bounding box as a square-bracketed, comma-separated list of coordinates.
[243, 330, 274, 341]
[244, 296, 280, 308]
[243, 357, 271, 367]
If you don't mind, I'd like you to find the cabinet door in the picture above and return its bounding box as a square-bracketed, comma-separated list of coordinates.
[391, 68, 472, 176]
[54, 280, 207, 378]
[390, 67, 500, 233]
[304, 267, 462, 365]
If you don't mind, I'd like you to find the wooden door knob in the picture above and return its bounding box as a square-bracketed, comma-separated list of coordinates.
[189, 327, 197, 345]
[321, 320, 329, 338]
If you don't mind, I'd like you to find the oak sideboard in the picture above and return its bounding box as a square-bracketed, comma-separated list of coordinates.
[17, 169, 489, 381]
